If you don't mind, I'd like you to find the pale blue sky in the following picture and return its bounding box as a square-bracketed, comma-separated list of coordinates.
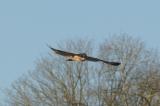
[0, 0, 160, 90]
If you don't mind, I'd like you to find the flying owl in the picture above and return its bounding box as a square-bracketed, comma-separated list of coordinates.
[48, 45, 120, 66]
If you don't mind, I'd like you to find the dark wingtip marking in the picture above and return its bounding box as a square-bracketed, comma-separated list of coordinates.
[46, 44, 56, 51]
[109, 62, 121, 66]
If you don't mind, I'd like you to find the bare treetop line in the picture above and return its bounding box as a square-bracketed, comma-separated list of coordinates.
[48, 45, 121, 66]
[4, 35, 160, 106]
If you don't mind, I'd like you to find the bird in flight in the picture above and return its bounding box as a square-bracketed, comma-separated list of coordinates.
[48, 46, 121, 66]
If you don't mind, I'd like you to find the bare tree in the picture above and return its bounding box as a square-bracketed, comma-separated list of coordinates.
[96, 34, 160, 106]
[5, 39, 94, 106]
[4, 34, 160, 106]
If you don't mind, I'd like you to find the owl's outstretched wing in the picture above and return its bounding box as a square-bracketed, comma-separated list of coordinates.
[48, 46, 76, 57]
[86, 56, 121, 66]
